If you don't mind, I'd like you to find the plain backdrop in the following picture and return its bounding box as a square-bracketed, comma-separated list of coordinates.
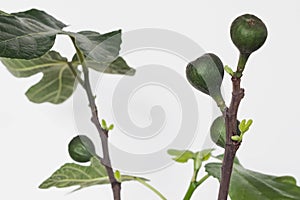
[0, 1, 300, 199]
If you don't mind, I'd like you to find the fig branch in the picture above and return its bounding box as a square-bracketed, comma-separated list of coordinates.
[185, 14, 267, 200]
[217, 77, 244, 200]
[217, 14, 267, 200]
[70, 37, 121, 200]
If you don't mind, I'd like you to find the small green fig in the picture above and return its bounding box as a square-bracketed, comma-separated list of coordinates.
[68, 135, 96, 163]
[230, 14, 268, 55]
[186, 53, 226, 110]
[210, 116, 241, 148]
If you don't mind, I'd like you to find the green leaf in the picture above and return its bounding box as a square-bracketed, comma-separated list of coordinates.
[0, 9, 66, 59]
[167, 149, 195, 163]
[245, 119, 253, 131]
[198, 148, 214, 161]
[73, 55, 135, 76]
[108, 124, 114, 130]
[239, 119, 253, 136]
[39, 157, 147, 191]
[69, 30, 121, 63]
[205, 162, 300, 200]
[101, 119, 107, 129]
[231, 135, 241, 142]
[224, 65, 234, 76]
[70, 31, 135, 75]
[194, 149, 214, 171]
[0, 10, 11, 16]
[103, 57, 135, 75]
[239, 119, 246, 132]
[274, 176, 297, 185]
[1, 51, 78, 104]
[114, 170, 121, 182]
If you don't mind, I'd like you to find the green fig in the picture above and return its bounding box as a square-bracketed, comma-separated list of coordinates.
[186, 53, 226, 111]
[68, 135, 96, 163]
[210, 116, 241, 148]
[230, 14, 268, 55]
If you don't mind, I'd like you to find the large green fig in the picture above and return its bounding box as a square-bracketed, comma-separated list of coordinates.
[230, 14, 267, 55]
[210, 116, 241, 148]
[186, 53, 225, 110]
[68, 135, 96, 163]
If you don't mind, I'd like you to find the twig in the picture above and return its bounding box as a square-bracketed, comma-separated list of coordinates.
[217, 76, 244, 200]
[70, 37, 121, 200]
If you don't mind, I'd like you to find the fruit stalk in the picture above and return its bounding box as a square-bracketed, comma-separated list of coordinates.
[71, 38, 121, 200]
[218, 77, 244, 200]
[235, 53, 250, 78]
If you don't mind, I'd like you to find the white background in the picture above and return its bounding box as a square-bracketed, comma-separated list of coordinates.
[1, 0, 300, 199]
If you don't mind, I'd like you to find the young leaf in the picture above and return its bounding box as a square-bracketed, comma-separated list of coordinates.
[108, 124, 114, 130]
[39, 157, 147, 191]
[114, 170, 121, 182]
[231, 135, 241, 142]
[239, 119, 246, 132]
[244, 119, 253, 132]
[1, 51, 78, 104]
[194, 149, 215, 170]
[167, 149, 195, 163]
[101, 119, 107, 129]
[224, 65, 234, 76]
[198, 148, 214, 161]
[239, 119, 253, 134]
[205, 162, 300, 200]
[0, 9, 66, 59]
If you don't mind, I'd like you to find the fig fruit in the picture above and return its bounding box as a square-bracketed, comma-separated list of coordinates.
[186, 53, 225, 110]
[230, 14, 268, 55]
[210, 116, 241, 148]
[68, 135, 96, 163]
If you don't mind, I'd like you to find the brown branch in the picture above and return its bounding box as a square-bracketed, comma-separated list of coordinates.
[71, 37, 121, 200]
[83, 65, 121, 200]
[217, 77, 244, 200]
[89, 100, 121, 200]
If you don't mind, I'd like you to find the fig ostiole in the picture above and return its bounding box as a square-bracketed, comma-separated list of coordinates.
[68, 135, 96, 163]
[210, 116, 241, 148]
[230, 14, 268, 77]
[186, 53, 226, 112]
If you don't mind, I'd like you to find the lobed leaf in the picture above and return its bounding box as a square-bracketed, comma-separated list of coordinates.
[1, 51, 78, 104]
[39, 157, 148, 191]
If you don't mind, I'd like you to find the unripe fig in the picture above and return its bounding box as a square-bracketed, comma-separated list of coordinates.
[210, 116, 241, 148]
[186, 53, 226, 110]
[230, 14, 267, 55]
[68, 135, 96, 163]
